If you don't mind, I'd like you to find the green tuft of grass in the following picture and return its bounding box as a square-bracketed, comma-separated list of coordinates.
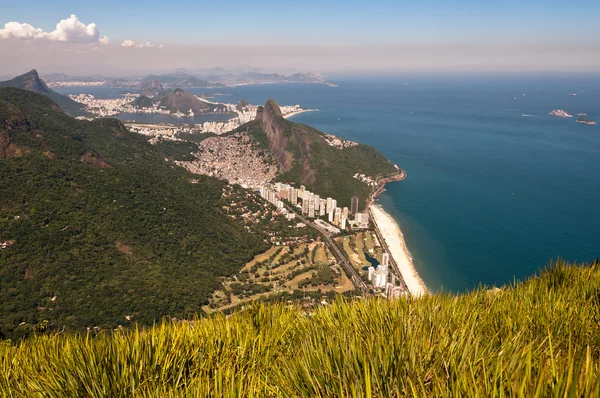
[1, 260, 599, 396]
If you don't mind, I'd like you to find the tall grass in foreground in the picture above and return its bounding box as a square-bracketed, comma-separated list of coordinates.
[1, 260, 599, 397]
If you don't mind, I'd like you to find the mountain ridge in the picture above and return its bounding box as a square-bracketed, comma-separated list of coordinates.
[0, 70, 87, 117]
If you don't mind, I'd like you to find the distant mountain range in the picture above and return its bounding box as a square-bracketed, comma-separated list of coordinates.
[41, 71, 332, 89]
[137, 73, 226, 89]
[0, 70, 88, 117]
[207, 72, 329, 86]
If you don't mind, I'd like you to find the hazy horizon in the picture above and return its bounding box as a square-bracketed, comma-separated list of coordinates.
[1, 0, 600, 76]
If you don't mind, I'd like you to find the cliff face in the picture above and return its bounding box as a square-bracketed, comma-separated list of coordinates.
[257, 99, 291, 171]
[255, 99, 316, 184]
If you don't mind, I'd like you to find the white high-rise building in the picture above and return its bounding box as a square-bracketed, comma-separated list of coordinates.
[328, 211, 334, 223]
[314, 195, 320, 211]
[319, 199, 327, 216]
[374, 264, 389, 288]
[355, 212, 369, 229]
[326, 197, 333, 213]
[330, 199, 337, 212]
[291, 188, 298, 204]
[382, 252, 390, 267]
[342, 207, 349, 220]
[340, 214, 347, 230]
[334, 207, 342, 226]
[368, 266, 375, 281]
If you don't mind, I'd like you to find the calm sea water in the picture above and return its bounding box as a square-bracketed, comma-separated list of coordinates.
[59, 77, 600, 292]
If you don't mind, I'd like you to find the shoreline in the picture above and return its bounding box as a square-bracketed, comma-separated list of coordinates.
[366, 169, 407, 208]
[283, 109, 319, 119]
[370, 205, 429, 297]
[367, 169, 429, 296]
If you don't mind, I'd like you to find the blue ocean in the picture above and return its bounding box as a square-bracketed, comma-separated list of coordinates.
[58, 76, 600, 292]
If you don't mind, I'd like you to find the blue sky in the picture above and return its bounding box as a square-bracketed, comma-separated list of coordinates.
[1, 0, 599, 45]
[0, 0, 599, 75]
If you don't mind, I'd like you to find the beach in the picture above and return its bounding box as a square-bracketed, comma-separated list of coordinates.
[283, 109, 318, 119]
[370, 205, 429, 297]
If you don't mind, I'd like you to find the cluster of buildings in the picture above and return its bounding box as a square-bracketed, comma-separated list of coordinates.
[69, 93, 140, 117]
[353, 173, 378, 188]
[197, 103, 310, 135]
[126, 123, 206, 144]
[179, 133, 277, 188]
[47, 81, 107, 88]
[323, 133, 359, 149]
[259, 183, 370, 232]
[367, 252, 405, 299]
[70, 93, 312, 133]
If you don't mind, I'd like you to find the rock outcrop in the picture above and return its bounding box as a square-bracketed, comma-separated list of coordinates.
[549, 109, 572, 118]
[255, 99, 316, 184]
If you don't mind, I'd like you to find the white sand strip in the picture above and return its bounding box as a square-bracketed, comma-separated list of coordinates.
[283, 109, 318, 119]
[370, 205, 428, 297]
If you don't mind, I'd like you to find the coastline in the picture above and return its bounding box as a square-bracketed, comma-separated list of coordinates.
[283, 109, 319, 119]
[370, 205, 429, 297]
[367, 169, 429, 296]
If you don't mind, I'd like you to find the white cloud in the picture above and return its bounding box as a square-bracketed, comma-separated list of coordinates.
[121, 40, 163, 49]
[0, 15, 108, 44]
[0, 22, 46, 40]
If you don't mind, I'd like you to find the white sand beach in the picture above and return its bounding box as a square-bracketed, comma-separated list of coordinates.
[283, 109, 318, 119]
[370, 205, 428, 297]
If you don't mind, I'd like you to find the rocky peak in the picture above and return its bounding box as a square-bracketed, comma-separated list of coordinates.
[18, 69, 49, 94]
[255, 98, 292, 171]
[151, 79, 163, 91]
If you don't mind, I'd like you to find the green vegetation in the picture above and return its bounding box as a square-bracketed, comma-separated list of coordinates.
[0, 261, 599, 396]
[152, 139, 198, 161]
[281, 123, 397, 209]
[0, 70, 87, 117]
[231, 99, 398, 209]
[298, 263, 336, 288]
[0, 88, 269, 339]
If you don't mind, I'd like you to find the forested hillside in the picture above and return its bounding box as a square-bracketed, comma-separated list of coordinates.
[0, 88, 269, 339]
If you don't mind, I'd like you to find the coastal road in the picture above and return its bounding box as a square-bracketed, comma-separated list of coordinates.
[369, 208, 410, 297]
[283, 204, 371, 297]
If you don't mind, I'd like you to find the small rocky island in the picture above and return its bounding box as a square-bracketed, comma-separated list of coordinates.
[576, 116, 597, 125]
[549, 109, 572, 118]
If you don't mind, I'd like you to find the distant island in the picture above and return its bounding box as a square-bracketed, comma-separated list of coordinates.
[576, 116, 597, 125]
[549, 109, 572, 118]
[548, 109, 596, 125]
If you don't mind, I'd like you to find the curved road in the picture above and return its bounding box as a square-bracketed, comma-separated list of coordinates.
[283, 204, 371, 297]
